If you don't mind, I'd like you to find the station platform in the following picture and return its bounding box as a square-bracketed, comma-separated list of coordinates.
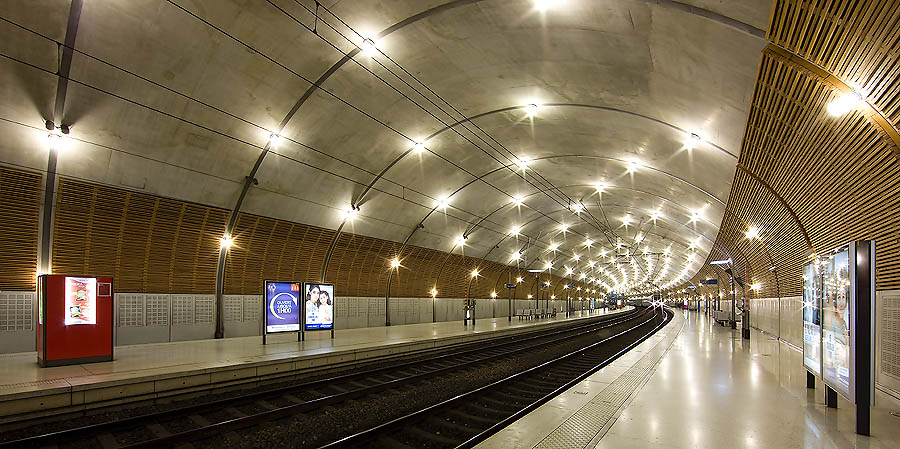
[0, 307, 630, 423]
[479, 309, 900, 449]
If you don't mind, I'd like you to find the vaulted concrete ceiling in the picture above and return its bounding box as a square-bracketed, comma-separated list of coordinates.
[0, 0, 772, 293]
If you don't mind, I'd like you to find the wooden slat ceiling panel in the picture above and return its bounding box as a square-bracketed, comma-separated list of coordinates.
[769, 0, 900, 128]
[691, 1, 900, 296]
[0, 167, 42, 291]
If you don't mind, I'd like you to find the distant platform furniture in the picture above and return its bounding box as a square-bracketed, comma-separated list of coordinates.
[714, 310, 732, 326]
[37, 275, 114, 367]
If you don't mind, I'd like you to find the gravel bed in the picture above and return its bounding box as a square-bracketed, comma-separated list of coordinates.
[201, 310, 666, 449]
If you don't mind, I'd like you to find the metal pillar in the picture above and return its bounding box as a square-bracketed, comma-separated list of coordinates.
[730, 276, 737, 329]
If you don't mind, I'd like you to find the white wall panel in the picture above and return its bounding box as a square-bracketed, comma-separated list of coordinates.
[877, 290, 900, 399]
[0, 291, 34, 353]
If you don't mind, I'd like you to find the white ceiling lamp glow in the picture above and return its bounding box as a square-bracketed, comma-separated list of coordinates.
[510, 251, 523, 262]
[548, 242, 559, 252]
[515, 157, 531, 171]
[524, 103, 540, 117]
[360, 38, 379, 58]
[471, 269, 480, 278]
[510, 225, 521, 236]
[626, 159, 642, 174]
[745, 227, 760, 240]
[511, 195, 525, 207]
[685, 132, 702, 150]
[219, 234, 234, 249]
[268, 133, 283, 148]
[412, 141, 426, 154]
[584, 238, 593, 248]
[454, 235, 467, 247]
[435, 196, 451, 211]
[390, 258, 401, 269]
[558, 223, 568, 233]
[343, 205, 359, 221]
[827, 90, 864, 117]
[571, 203, 585, 214]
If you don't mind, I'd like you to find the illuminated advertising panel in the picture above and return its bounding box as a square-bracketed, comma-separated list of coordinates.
[64, 277, 97, 325]
[304, 283, 334, 330]
[822, 247, 851, 398]
[265, 281, 301, 333]
[802, 260, 822, 376]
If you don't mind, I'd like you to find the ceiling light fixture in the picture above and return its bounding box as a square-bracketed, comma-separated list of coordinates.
[268, 133, 283, 148]
[412, 141, 426, 154]
[525, 103, 540, 117]
[360, 38, 379, 58]
[390, 258, 401, 269]
[515, 157, 531, 170]
[343, 206, 359, 221]
[745, 227, 760, 240]
[827, 90, 863, 117]
[219, 234, 234, 249]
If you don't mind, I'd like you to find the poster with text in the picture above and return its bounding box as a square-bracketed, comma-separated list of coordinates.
[822, 248, 851, 398]
[802, 260, 822, 376]
[304, 283, 334, 330]
[65, 277, 97, 325]
[265, 281, 301, 333]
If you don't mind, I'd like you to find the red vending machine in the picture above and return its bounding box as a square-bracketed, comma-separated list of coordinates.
[37, 275, 114, 367]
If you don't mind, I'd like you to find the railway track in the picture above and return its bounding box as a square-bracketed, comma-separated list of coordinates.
[0, 308, 650, 449]
[323, 307, 672, 449]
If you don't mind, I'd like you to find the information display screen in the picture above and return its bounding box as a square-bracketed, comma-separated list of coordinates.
[802, 260, 822, 376]
[64, 277, 97, 325]
[265, 281, 301, 333]
[822, 247, 851, 398]
[304, 283, 334, 330]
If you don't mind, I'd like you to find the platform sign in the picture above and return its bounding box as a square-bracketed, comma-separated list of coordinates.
[64, 277, 97, 325]
[264, 281, 301, 334]
[802, 260, 822, 376]
[822, 246, 852, 399]
[304, 283, 334, 331]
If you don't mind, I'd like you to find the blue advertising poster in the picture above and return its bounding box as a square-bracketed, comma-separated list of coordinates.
[265, 281, 301, 333]
[304, 283, 334, 330]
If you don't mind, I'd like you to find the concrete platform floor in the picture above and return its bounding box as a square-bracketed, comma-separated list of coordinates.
[479, 309, 900, 449]
[0, 308, 627, 405]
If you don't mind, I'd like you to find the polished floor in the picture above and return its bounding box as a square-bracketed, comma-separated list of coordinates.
[0, 308, 624, 398]
[480, 309, 900, 449]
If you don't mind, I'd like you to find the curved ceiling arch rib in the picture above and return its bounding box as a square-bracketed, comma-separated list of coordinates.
[223, 0, 765, 290]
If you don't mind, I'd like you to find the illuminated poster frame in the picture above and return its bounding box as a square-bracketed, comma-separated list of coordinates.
[802, 241, 875, 436]
[303, 282, 335, 339]
[262, 280, 302, 344]
[822, 245, 852, 400]
[64, 277, 98, 325]
[801, 259, 822, 377]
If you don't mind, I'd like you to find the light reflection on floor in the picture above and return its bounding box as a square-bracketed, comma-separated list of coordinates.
[594, 309, 900, 449]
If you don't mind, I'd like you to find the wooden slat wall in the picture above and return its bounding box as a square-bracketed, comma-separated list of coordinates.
[52, 179, 225, 293]
[690, 0, 900, 295]
[50, 179, 593, 298]
[0, 167, 42, 291]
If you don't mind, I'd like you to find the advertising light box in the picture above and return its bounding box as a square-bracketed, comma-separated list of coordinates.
[37, 274, 113, 367]
[304, 283, 334, 330]
[65, 277, 97, 325]
[264, 281, 301, 334]
[802, 260, 822, 376]
[822, 246, 852, 399]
